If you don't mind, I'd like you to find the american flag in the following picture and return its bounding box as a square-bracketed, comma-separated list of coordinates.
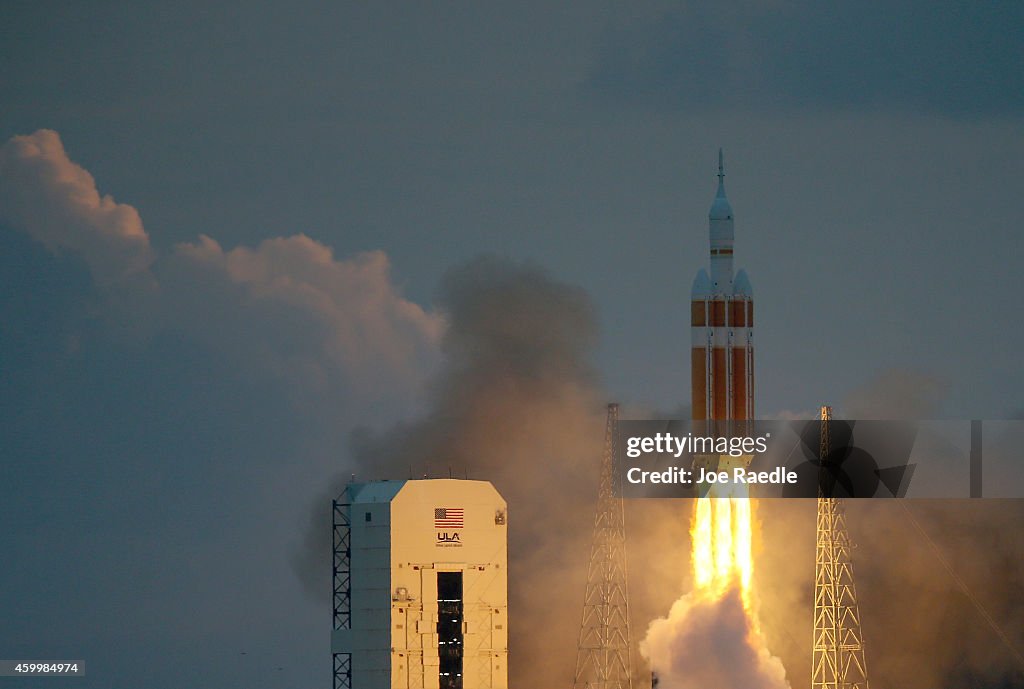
[434, 507, 464, 529]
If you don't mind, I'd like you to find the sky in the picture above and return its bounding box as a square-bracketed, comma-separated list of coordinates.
[1, 2, 1023, 688]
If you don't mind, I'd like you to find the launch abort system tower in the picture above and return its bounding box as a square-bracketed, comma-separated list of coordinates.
[332, 479, 508, 689]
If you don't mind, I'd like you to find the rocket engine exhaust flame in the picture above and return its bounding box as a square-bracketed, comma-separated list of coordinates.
[692, 458, 755, 609]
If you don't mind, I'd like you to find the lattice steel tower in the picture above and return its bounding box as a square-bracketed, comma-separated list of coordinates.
[812, 405, 870, 689]
[573, 403, 633, 689]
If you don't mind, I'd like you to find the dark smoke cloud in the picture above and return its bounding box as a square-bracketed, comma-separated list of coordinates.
[858, 500, 1024, 688]
[293, 255, 609, 685]
[759, 498, 1024, 689]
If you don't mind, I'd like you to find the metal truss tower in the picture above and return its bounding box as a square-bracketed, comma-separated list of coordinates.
[812, 406, 870, 689]
[573, 403, 634, 689]
[332, 499, 352, 689]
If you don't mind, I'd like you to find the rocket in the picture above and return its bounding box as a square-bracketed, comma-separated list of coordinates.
[691, 150, 754, 429]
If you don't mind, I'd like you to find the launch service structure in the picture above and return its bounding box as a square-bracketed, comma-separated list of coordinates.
[332, 479, 508, 689]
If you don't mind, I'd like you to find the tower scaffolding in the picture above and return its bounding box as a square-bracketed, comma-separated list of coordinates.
[812, 405, 871, 689]
[573, 403, 634, 689]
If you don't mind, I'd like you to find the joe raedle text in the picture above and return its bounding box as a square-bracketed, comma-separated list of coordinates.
[625, 464, 798, 486]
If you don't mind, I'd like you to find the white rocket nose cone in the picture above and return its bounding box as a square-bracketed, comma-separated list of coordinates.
[709, 195, 733, 221]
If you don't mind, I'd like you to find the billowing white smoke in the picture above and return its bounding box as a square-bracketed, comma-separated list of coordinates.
[641, 585, 789, 689]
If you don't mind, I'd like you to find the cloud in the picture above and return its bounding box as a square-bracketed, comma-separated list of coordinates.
[0, 129, 154, 286]
[162, 233, 443, 410]
[0, 129, 444, 414]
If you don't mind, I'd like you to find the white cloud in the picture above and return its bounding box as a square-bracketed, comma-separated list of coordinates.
[0, 129, 444, 414]
[0, 129, 154, 286]
[164, 233, 443, 407]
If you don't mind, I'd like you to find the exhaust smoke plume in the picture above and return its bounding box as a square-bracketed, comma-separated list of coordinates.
[642, 586, 788, 689]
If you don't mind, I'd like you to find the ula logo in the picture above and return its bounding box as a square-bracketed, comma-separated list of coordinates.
[437, 532, 461, 543]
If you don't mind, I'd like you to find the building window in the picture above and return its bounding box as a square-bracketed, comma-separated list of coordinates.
[364, 512, 372, 522]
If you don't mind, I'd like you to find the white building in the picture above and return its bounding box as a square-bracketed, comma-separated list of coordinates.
[332, 479, 508, 689]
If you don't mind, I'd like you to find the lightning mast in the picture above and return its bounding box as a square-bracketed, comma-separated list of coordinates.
[573, 403, 634, 689]
[812, 405, 871, 689]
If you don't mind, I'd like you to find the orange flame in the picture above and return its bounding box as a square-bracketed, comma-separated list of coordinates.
[690, 455, 755, 613]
